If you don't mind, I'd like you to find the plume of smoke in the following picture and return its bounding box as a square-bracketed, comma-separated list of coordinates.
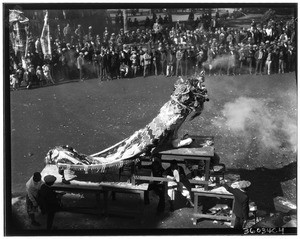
[281, 115, 298, 152]
[213, 97, 297, 151]
[203, 55, 235, 70]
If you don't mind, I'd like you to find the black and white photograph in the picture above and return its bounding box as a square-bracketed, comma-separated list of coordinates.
[3, 1, 298, 236]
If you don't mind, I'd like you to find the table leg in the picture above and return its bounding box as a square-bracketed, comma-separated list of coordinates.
[111, 191, 116, 201]
[139, 192, 145, 224]
[193, 194, 199, 225]
[205, 160, 210, 190]
[103, 191, 109, 217]
[231, 198, 236, 227]
[95, 192, 101, 216]
[231, 213, 236, 227]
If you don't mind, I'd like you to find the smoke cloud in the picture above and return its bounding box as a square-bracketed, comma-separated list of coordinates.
[203, 55, 236, 70]
[213, 97, 297, 151]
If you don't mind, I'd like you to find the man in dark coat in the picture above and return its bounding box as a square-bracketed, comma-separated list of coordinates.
[220, 180, 251, 229]
[38, 175, 61, 230]
[110, 49, 119, 79]
[26, 172, 43, 226]
[144, 157, 166, 214]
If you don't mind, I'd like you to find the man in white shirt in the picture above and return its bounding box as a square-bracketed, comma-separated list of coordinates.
[143, 49, 151, 77]
[26, 172, 43, 226]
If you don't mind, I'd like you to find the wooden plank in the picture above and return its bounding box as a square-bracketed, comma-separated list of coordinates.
[189, 180, 209, 185]
[100, 182, 149, 191]
[193, 213, 234, 221]
[134, 175, 173, 182]
[101, 187, 146, 194]
[192, 188, 233, 195]
[161, 154, 211, 161]
[193, 192, 234, 199]
[160, 147, 214, 157]
[52, 184, 102, 192]
[134, 175, 210, 185]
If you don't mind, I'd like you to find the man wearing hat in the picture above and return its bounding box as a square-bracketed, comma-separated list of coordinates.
[220, 180, 251, 229]
[26, 172, 43, 226]
[254, 45, 265, 75]
[38, 175, 61, 230]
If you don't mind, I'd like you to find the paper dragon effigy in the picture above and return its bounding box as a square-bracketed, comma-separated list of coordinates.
[45, 73, 209, 173]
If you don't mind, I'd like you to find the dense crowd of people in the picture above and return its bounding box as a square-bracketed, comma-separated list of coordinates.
[9, 9, 297, 90]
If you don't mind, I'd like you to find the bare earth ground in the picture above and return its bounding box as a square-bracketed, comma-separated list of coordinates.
[8, 71, 297, 235]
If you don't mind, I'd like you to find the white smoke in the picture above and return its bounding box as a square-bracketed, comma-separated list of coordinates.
[203, 55, 236, 70]
[213, 97, 297, 151]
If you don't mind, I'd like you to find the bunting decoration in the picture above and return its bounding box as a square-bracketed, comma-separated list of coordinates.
[45, 73, 209, 173]
[40, 10, 51, 59]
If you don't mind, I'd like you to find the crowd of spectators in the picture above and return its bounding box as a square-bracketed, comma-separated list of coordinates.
[9, 9, 297, 90]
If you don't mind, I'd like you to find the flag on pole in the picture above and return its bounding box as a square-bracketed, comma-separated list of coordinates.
[9, 10, 28, 56]
[40, 10, 51, 59]
[24, 32, 29, 57]
[13, 22, 24, 55]
[9, 9, 29, 23]
[62, 10, 66, 19]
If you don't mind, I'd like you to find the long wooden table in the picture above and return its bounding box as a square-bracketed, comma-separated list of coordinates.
[192, 187, 235, 226]
[41, 165, 149, 218]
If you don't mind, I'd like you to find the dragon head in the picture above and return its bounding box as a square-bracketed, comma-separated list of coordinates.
[45, 145, 76, 165]
[45, 148, 60, 165]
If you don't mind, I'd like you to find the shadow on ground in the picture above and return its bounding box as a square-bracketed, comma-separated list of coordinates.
[226, 161, 297, 213]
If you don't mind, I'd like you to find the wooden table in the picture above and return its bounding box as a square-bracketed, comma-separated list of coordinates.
[40, 165, 148, 218]
[99, 182, 148, 218]
[192, 187, 235, 226]
[159, 136, 215, 190]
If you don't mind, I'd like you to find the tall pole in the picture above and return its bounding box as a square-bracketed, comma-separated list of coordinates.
[123, 9, 127, 31]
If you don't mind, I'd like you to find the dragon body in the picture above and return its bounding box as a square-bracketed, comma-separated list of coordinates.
[45, 74, 209, 173]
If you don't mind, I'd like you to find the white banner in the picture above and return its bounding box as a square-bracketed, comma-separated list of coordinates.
[40, 11, 51, 59]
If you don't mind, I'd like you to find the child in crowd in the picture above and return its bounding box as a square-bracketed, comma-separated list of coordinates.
[10, 72, 19, 90]
[43, 63, 55, 85]
[36, 66, 45, 87]
[119, 62, 129, 78]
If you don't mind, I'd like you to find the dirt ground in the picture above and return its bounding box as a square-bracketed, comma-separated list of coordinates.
[7, 70, 297, 235]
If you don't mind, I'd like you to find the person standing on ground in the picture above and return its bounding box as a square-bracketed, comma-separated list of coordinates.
[164, 160, 194, 212]
[38, 175, 62, 230]
[130, 50, 138, 78]
[220, 180, 251, 230]
[77, 52, 85, 81]
[159, 48, 167, 76]
[166, 47, 175, 77]
[26, 172, 43, 226]
[227, 46, 237, 75]
[265, 47, 273, 75]
[254, 46, 265, 75]
[144, 157, 166, 214]
[175, 46, 183, 76]
[143, 49, 151, 77]
[110, 48, 120, 79]
[42, 61, 55, 85]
